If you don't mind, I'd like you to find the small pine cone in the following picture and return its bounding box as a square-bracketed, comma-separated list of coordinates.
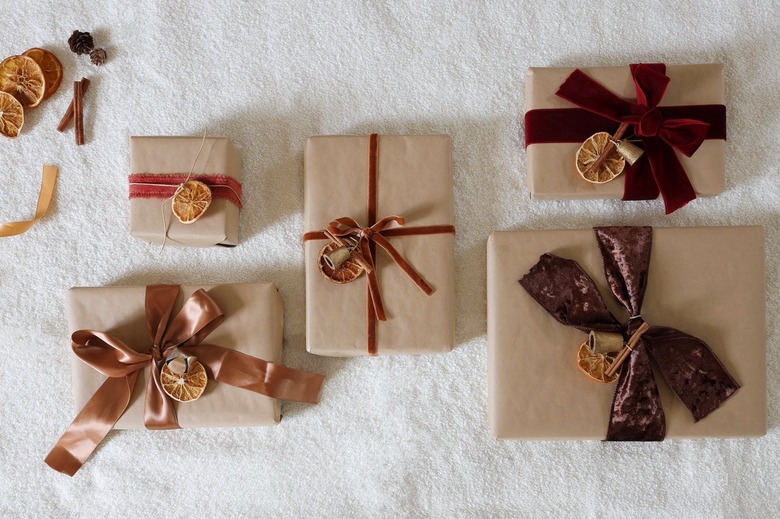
[68, 30, 94, 55]
[90, 48, 107, 66]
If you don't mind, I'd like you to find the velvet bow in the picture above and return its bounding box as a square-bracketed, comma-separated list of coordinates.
[519, 226, 739, 440]
[46, 285, 324, 476]
[326, 216, 434, 321]
[556, 64, 712, 214]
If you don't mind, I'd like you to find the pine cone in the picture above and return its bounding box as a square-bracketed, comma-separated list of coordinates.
[90, 48, 107, 66]
[68, 30, 94, 55]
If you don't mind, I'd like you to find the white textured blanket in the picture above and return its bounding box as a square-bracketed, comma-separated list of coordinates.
[1, 0, 777, 516]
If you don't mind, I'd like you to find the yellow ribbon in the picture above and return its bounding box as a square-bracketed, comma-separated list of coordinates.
[0, 165, 58, 237]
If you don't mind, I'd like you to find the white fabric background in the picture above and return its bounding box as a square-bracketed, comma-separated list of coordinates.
[1, 0, 777, 516]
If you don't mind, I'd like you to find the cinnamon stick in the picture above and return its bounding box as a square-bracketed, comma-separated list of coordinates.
[74, 80, 84, 145]
[584, 122, 630, 178]
[604, 321, 650, 378]
[57, 78, 89, 132]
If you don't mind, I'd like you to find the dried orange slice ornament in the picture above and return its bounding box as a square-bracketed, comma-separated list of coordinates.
[171, 180, 212, 224]
[160, 353, 208, 402]
[576, 339, 619, 383]
[318, 241, 364, 284]
[0, 55, 46, 108]
[22, 48, 63, 101]
[576, 132, 625, 183]
[0, 91, 24, 138]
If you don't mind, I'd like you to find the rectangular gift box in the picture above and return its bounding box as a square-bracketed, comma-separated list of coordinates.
[487, 226, 766, 439]
[129, 136, 241, 247]
[304, 135, 456, 356]
[67, 283, 282, 428]
[524, 64, 725, 200]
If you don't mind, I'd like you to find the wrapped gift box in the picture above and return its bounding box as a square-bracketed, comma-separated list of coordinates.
[129, 136, 241, 247]
[487, 226, 766, 439]
[304, 135, 456, 356]
[524, 64, 726, 201]
[67, 283, 283, 428]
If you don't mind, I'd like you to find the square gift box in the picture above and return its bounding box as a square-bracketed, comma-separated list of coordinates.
[303, 135, 456, 356]
[67, 283, 285, 429]
[487, 226, 766, 439]
[524, 64, 726, 209]
[129, 136, 242, 247]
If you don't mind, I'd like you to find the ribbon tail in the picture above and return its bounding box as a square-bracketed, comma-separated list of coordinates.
[190, 344, 325, 404]
[622, 154, 660, 202]
[606, 342, 666, 441]
[643, 326, 739, 421]
[645, 138, 696, 214]
[144, 360, 180, 430]
[0, 165, 58, 237]
[45, 372, 140, 476]
[373, 234, 434, 295]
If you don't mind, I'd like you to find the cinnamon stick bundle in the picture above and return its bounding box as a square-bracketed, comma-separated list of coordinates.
[57, 77, 90, 132]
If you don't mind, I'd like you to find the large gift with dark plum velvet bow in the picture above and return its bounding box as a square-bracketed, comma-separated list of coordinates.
[487, 226, 765, 440]
[524, 64, 726, 214]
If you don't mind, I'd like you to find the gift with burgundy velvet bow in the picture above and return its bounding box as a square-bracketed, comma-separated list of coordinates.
[523, 64, 727, 213]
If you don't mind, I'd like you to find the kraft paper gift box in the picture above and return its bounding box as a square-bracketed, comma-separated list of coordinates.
[487, 226, 766, 440]
[524, 64, 726, 211]
[67, 283, 285, 429]
[129, 136, 241, 247]
[303, 135, 456, 356]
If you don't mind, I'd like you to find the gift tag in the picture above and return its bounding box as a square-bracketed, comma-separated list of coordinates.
[318, 240, 364, 284]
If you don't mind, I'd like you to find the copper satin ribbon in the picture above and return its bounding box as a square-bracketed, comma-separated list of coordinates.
[46, 285, 325, 476]
[0, 165, 58, 237]
[519, 226, 740, 441]
[128, 173, 243, 208]
[303, 134, 455, 355]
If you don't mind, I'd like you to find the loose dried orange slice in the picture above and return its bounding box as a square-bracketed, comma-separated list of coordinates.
[160, 358, 208, 402]
[22, 48, 63, 101]
[0, 91, 24, 138]
[576, 132, 625, 183]
[577, 340, 619, 383]
[0, 55, 46, 108]
[172, 180, 212, 224]
[318, 242, 364, 284]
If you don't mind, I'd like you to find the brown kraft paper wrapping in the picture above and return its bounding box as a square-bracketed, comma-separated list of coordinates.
[67, 283, 282, 428]
[130, 136, 241, 247]
[525, 64, 725, 200]
[304, 135, 455, 356]
[487, 226, 766, 439]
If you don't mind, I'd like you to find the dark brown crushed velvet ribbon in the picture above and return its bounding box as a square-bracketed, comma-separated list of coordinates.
[519, 226, 739, 440]
[303, 134, 456, 355]
[46, 285, 325, 476]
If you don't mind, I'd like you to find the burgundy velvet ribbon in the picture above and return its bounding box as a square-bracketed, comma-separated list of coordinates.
[519, 226, 740, 440]
[525, 64, 727, 214]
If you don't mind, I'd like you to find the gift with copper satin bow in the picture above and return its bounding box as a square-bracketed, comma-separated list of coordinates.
[487, 226, 766, 440]
[303, 135, 456, 356]
[46, 283, 325, 476]
[129, 136, 243, 247]
[523, 64, 727, 213]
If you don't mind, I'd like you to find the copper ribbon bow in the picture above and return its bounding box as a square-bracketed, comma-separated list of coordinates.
[46, 285, 325, 476]
[519, 226, 739, 440]
[303, 134, 456, 354]
[555, 63, 720, 214]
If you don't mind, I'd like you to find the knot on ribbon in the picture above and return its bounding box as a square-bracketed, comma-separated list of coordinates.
[555, 63, 716, 214]
[520, 226, 740, 441]
[326, 215, 435, 322]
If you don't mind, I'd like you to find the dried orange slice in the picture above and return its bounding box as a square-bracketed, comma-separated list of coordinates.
[171, 180, 212, 224]
[0, 55, 46, 108]
[0, 91, 24, 138]
[576, 132, 625, 183]
[576, 340, 619, 383]
[160, 358, 208, 402]
[318, 242, 364, 284]
[22, 48, 63, 101]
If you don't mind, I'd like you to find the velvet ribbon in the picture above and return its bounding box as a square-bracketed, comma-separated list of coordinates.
[525, 63, 727, 214]
[0, 165, 58, 237]
[519, 226, 740, 440]
[46, 285, 325, 476]
[303, 134, 455, 355]
[128, 173, 243, 208]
